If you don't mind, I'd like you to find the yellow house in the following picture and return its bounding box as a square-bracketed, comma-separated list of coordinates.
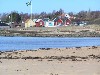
[25, 19, 36, 28]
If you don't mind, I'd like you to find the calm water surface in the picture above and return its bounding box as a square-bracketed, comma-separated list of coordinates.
[0, 37, 100, 51]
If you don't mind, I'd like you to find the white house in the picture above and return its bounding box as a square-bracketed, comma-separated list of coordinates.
[45, 21, 55, 27]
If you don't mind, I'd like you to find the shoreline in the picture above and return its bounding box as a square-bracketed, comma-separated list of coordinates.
[0, 45, 99, 52]
[0, 25, 100, 37]
[0, 46, 100, 59]
[0, 32, 100, 37]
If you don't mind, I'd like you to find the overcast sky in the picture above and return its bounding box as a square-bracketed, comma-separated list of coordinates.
[0, 0, 100, 14]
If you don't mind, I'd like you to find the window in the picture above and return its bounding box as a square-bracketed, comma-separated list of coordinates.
[40, 22, 42, 25]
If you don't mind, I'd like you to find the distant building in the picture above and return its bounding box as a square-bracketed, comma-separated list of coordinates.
[35, 19, 44, 27]
[0, 22, 10, 29]
[33, 19, 38, 22]
[53, 14, 71, 26]
[25, 19, 36, 28]
[9, 22, 25, 28]
[43, 18, 55, 27]
[45, 21, 55, 27]
[62, 17, 71, 26]
[0, 21, 6, 24]
[43, 18, 50, 22]
[54, 17, 63, 26]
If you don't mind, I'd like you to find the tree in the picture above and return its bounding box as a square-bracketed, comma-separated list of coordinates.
[0, 13, 8, 21]
[6, 12, 21, 23]
[59, 8, 64, 15]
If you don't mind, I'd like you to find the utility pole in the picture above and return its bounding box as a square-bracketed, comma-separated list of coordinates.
[11, 11, 12, 24]
[26, 0, 33, 27]
[31, 0, 33, 27]
[31, 0, 32, 20]
[9, 11, 12, 28]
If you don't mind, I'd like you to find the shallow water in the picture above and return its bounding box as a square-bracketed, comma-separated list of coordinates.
[0, 37, 100, 51]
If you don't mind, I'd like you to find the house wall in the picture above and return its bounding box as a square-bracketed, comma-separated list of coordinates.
[45, 21, 54, 27]
[65, 20, 71, 25]
[10, 23, 25, 28]
[35, 20, 44, 27]
[54, 22, 57, 25]
[54, 19, 63, 25]
[57, 19, 63, 25]
[25, 20, 35, 28]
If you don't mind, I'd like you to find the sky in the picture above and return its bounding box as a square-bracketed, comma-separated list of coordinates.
[0, 0, 100, 14]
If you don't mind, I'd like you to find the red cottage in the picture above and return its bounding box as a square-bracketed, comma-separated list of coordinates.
[54, 18, 63, 26]
[65, 19, 71, 25]
[35, 19, 44, 27]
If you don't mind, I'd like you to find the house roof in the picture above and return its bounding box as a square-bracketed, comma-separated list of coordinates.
[25, 19, 30, 23]
[33, 19, 38, 22]
[25, 19, 33, 23]
[62, 17, 71, 22]
[43, 18, 50, 22]
[53, 17, 63, 22]
[35, 19, 43, 22]
[54, 16, 71, 22]
[0, 23, 9, 26]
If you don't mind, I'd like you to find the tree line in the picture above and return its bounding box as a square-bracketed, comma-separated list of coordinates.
[0, 9, 100, 24]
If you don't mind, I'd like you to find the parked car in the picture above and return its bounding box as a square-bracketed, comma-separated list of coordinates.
[73, 21, 87, 26]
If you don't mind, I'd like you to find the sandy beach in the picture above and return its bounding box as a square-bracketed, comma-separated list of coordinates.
[0, 46, 100, 75]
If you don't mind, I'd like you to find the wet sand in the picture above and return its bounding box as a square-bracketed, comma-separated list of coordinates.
[0, 46, 100, 75]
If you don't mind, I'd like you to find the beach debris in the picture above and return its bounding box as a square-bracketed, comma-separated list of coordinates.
[50, 73, 53, 75]
[50, 73, 58, 75]
[0, 61, 2, 63]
